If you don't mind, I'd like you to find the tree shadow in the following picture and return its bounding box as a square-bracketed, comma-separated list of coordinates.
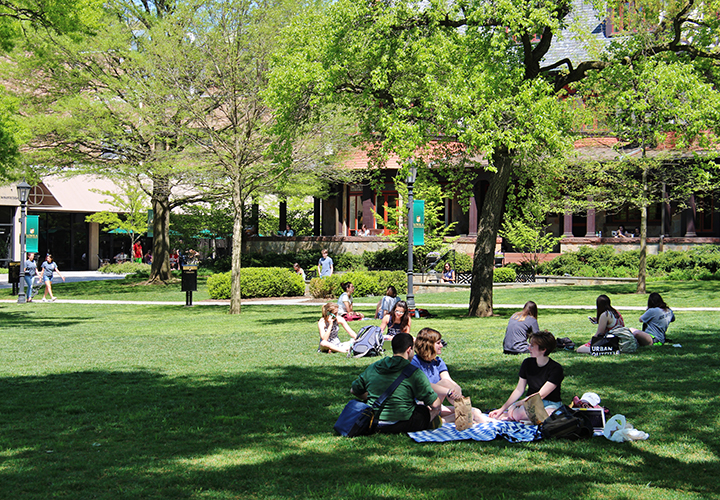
[1, 353, 718, 499]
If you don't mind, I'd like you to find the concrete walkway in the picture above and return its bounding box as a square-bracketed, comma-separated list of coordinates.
[2, 271, 718, 311]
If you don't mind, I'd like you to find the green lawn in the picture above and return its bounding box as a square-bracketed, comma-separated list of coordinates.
[1, 279, 719, 499]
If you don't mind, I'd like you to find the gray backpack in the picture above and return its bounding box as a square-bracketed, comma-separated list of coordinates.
[348, 325, 385, 358]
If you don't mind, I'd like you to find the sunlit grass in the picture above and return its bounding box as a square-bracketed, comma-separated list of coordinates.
[0, 280, 719, 499]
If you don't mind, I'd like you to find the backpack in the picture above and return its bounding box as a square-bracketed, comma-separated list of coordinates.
[540, 405, 594, 440]
[348, 325, 385, 358]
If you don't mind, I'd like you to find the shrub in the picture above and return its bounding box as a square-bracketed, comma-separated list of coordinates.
[435, 252, 473, 273]
[493, 267, 516, 283]
[308, 271, 407, 299]
[207, 267, 304, 299]
[335, 253, 367, 271]
[99, 262, 151, 275]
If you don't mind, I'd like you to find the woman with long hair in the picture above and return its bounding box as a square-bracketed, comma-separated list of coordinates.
[317, 302, 357, 353]
[337, 281, 364, 321]
[577, 294, 625, 354]
[40, 254, 65, 302]
[413, 328, 489, 425]
[441, 262, 455, 283]
[631, 292, 675, 346]
[380, 300, 412, 339]
[502, 300, 539, 354]
[375, 285, 399, 319]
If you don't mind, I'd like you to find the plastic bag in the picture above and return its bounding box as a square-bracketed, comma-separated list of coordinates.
[603, 414, 649, 442]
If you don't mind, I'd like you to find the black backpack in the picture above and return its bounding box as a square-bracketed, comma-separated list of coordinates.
[540, 405, 594, 440]
[348, 325, 385, 358]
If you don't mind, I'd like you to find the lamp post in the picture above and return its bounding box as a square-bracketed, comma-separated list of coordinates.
[406, 162, 417, 316]
[16, 180, 31, 304]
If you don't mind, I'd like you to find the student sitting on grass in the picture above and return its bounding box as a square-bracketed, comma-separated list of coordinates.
[375, 285, 399, 319]
[317, 303, 357, 353]
[630, 292, 675, 346]
[412, 327, 490, 425]
[351, 333, 442, 433]
[502, 301, 539, 354]
[380, 300, 412, 339]
[577, 294, 625, 354]
[338, 281, 364, 321]
[489, 330, 563, 422]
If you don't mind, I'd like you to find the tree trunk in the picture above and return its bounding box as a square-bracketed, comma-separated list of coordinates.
[469, 150, 514, 317]
[229, 185, 243, 315]
[149, 174, 172, 283]
[637, 166, 648, 294]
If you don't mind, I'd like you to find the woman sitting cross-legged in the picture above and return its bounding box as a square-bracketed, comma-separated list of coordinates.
[317, 303, 357, 353]
[489, 330, 563, 423]
[380, 300, 412, 340]
[412, 327, 491, 425]
[502, 300, 539, 354]
[630, 292, 675, 346]
[576, 294, 625, 354]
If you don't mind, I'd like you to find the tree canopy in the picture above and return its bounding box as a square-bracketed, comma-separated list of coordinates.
[269, 0, 720, 315]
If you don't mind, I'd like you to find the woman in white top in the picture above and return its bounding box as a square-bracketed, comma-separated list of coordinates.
[338, 281, 364, 320]
[318, 303, 357, 353]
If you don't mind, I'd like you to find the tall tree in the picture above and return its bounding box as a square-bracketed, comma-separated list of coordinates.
[0, 0, 102, 176]
[574, 58, 720, 292]
[143, 0, 354, 313]
[268, 0, 720, 316]
[11, 0, 219, 282]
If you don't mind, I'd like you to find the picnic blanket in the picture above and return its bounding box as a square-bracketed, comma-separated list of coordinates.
[408, 421, 541, 443]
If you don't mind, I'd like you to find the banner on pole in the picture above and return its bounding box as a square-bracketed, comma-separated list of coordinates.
[26, 215, 39, 253]
[413, 200, 425, 246]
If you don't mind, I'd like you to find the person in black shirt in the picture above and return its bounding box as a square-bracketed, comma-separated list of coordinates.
[489, 330, 564, 422]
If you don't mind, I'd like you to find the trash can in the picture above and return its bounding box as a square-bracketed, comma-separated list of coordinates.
[181, 265, 198, 306]
[9, 261, 21, 295]
[181, 265, 198, 292]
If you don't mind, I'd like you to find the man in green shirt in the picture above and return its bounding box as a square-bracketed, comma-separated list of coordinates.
[351, 333, 441, 433]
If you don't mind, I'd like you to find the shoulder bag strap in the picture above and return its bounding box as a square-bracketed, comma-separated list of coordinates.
[372, 364, 418, 412]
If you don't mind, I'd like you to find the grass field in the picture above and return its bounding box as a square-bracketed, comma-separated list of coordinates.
[1, 278, 719, 499]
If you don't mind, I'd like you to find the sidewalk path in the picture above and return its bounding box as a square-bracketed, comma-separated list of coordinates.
[2, 296, 719, 311]
[2, 272, 718, 310]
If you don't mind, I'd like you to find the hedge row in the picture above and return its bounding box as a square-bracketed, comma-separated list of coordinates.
[538, 245, 720, 280]
[308, 271, 407, 299]
[201, 248, 475, 273]
[207, 267, 304, 299]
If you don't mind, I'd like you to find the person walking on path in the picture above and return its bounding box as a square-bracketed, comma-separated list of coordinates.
[41, 254, 65, 302]
[318, 249, 333, 277]
[23, 252, 42, 302]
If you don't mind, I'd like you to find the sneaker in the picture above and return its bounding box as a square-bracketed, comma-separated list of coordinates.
[51, 297, 57, 302]
[42, 298, 47, 302]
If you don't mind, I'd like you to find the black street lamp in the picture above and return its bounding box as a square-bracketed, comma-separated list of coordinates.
[16, 180, 31, 304]
[406, 162, 417, 316]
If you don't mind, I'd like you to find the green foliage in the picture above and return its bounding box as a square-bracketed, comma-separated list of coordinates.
[207, 268, 304, 300]
[86, 179, 150, 253]
[539, 245, 720, 280]
[308, 271, 406, 299]
[98, 262, 151, 275]
[436, 252, 474, 273]
[334, 253, 366, 271]
[493, 267, 516, 283]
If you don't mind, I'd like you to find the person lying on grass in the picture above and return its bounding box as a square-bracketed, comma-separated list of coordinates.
[412, 327, 491, 425]
[489, 330, 563, 423]
[317, 303, 357, 353]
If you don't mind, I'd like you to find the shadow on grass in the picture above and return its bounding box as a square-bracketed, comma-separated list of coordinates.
[1, 353, 719, 499]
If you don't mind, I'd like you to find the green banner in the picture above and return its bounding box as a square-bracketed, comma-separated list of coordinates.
[26, 215, 39, 253]
[412, 200, 425, 246]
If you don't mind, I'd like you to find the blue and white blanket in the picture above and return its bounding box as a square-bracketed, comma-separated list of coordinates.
[408, 421, 541, 443]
